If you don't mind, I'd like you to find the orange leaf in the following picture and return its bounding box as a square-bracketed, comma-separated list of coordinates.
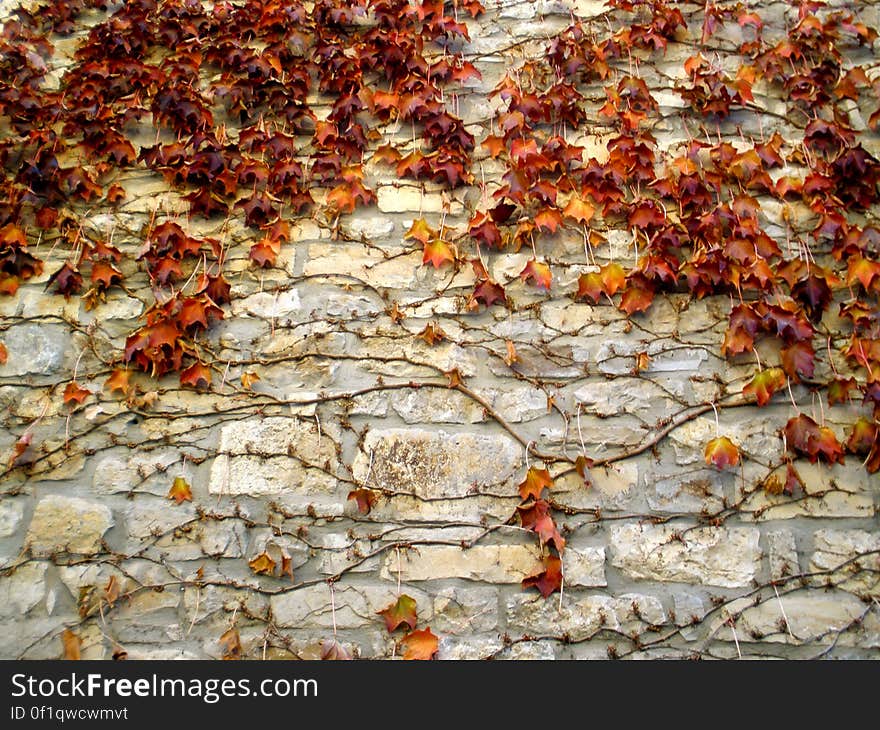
[422, 239, 456, 268]
[504, 339, 518, 366]
[417, 322, 446, 346]
[249, 551, 277, 576]
[482, 134, 506, 159]
[704, 436, 740, 469]
[563, 194, 595, 224]
[618, 275, 655, 315]
[61, 629, 81, 660]
[534, 207, 563, 234]
[63, 381, 91, 406]
[404, 218, 436, 245]
[104, 368, 131, 395]
[520, 259, 552, 290]
[0, 341, 6, 365]
[180, 361, 211, 390]
[377, 594, 418, 633]
[518, 467, 554, 500]
[401, 628, 439, 660]
[600, 262, 626, 297]
[167, 476, 193, 505]
[576, 272, 604, 302]
[241, 371, 261, 390]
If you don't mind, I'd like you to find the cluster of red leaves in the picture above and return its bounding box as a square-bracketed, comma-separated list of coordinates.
[452, 0, 880, 475]
[518, 467, 567, 598]
[0, 0, 484, 390]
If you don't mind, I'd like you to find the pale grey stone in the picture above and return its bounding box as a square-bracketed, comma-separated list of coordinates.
[209, 417, 337, 495]
[0, 499, 24, 537]
[2, 324, 69, 376]
[507, 592, 667, 641]
[610, 523, 761, 588]
[564, 546, 607, 588]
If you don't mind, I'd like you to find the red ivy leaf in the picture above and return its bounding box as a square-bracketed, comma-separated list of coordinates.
[347, 488, 378, 515]
[522, 555, 563, 598]
[180, 361, 211, 390]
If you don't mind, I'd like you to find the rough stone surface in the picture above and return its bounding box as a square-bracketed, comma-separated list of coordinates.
[380, 545, 542, 583]
[610, 524, 762, 588]
[209, 417, 337, 495]
[809, 530, 880, 597]
[0, 500, 25, 538]
[26, 496, 113, 556]
[507, 592, 667, 642]
[767, 530, 800, 582]
[1, 324, 69, 376]
[563, 546, 607, 587]
[0, 563, 48, 619]
[733, 591, 879, 646]
[352, 429, 521, 498]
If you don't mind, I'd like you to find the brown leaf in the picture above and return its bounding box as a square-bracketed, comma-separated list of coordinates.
[518, 467, 554, 501]
[180, 361, 211, 390]
[417, 322, 446, 346]
[219, 627, 242, 660]
[61, 629, 81, 660]
[321, 639, 352, 660]
[103, 575, 121, 609]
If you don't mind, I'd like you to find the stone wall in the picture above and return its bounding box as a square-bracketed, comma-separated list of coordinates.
[1, 0, 879, 660]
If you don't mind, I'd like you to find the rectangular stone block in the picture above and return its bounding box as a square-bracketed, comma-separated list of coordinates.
[209, 417, 337, 495]
[270, 583, 431, 630]
[507, 592, 667, 642]
[380, 544, 542, 583]
[610, 523, 761, 588]
[352, 428, 522, 499]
